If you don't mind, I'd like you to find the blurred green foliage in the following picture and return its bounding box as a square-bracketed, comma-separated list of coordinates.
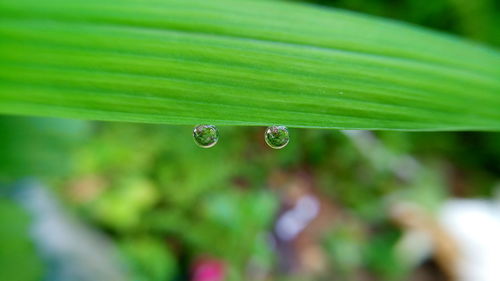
[66, 125, 280, 281]
[0, 116, 89, 182]
[2, 120, 498, 280]
[0, 199, 44, 281]
[302, 0, 500, 46]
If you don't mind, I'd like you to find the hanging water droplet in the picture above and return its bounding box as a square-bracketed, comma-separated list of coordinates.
[265, 125, 289, 149]
[193, 125, 219, 148]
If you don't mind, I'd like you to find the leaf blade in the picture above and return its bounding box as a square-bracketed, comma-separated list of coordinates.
[0, 0, 499, 130]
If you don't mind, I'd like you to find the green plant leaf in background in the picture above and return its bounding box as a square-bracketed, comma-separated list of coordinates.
[0, 0, 499, 130]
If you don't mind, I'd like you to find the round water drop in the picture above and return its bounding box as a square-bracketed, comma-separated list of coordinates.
[265, 126, 289, 149]
[193, 125, 219, 148]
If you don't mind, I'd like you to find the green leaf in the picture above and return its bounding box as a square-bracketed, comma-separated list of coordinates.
[0, 0, 499, 130]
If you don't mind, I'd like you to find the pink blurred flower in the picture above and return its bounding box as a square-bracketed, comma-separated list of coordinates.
[191, 257, 225, 281]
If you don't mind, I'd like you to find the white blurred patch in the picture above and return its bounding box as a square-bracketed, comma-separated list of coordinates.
[16, 181, 128, 281]
[440, 199, 500, 281]
[275, 195, 320, 241]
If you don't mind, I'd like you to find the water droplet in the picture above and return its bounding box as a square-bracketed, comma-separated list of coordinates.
[264, 126, 289, 149]
[193, 125, 219, 148]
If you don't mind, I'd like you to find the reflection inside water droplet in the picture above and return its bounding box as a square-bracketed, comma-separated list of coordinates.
[193, 125, 219, 148]
[265, 126, 289, 149]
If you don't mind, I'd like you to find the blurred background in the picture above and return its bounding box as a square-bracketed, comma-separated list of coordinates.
[1, 0, 499, 281]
